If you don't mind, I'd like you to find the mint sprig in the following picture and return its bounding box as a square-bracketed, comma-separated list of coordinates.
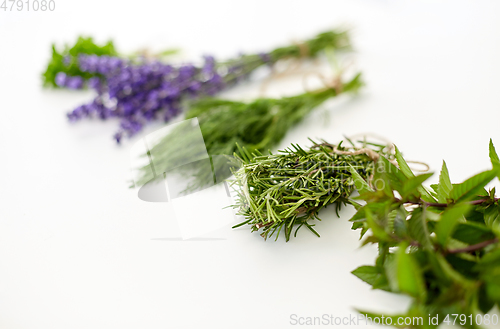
[351, 140, 500, 327]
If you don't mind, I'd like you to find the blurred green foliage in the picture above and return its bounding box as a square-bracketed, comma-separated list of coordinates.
[42, 36, 117, 88]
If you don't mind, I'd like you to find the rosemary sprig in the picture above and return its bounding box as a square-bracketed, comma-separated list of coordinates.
[230, 138, 392, 241]
[134, 73, 363, 191]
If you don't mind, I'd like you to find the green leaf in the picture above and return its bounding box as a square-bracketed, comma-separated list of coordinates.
[395, 145, 414, 179]
[485, 277, 500, 303]
[351, 265, 380, 286]
[349, 164, 373, 194]
[394, 147, 436, 203]
[408, 207, 433, 250]
[365, 208, 390, 241]
[478, 282, 496, 314]
[489, 139, 500, 167]
[384, 253, 399, 292]
[434, 203, 471, 246]
[372, 157, 402, 197]
[393, 207, 409, 238]
[380, 155, 409, 187]
[452, 222, 496, 245]
[425, 252, 453, 285]
[437, 161, 452, 203]
[445, 254, 480, 279]
[371, 275, 391, 291]
[433, 252, 471, 285]
[490, 187, 497, 199]
[484, 204, 500, 233]
[465, 208, 487, 224]
[475, 248, 500, 269]
[449, 170, 497, 203]
[401, 173, 434, 199]
[396, 242, 426, 300]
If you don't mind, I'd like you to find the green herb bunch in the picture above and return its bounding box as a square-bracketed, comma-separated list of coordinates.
[134, 73, 363, 191]
[42, 36, 117, 88]
[42, 30, 351, 90]
[218, 29, 351, 85]
[231, 137, 393, 241]
[350, 140, 500, 328]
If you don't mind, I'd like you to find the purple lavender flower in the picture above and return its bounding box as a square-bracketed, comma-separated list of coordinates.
[87, 77, 102, 90]
[78, 54, 125, 75]
[64, 52, 268, 143]
[55, 72, 66, 86]
[55, 72, 84, 89]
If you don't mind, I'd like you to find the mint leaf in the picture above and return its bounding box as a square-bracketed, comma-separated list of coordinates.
[401, 173, 434, 200]
[475, 248, 500, 269]
[490, 139, 500, 182]
[396, 242, 426, 300]
[449, 170, 497, 203]
[484, 204, 500, 232]
[478, 282, 496, 314]
[408, 207, 433, 250]
[437, 161, 452, 203]
[365, 208, 390, 241]
[434, 203, 471, 246]
[374, 156, 407, 196]
[485, 278, 500, 303]
[452, 222, 496, 245]
[489, 139, 500, 166]
[393, 207, 409, 238]
[351, 265, 380, 286]
[393, 148, 436, 203]
[395, 145, 414, 179]
[349, 164, 372, 194]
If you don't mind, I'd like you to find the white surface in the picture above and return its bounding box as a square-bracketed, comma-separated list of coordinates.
[1, 1, 500, 328]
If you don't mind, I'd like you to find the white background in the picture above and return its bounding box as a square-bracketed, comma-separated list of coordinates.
[1, 1, 500, 328]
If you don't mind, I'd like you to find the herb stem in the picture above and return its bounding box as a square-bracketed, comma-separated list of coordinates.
[399, 198, 500, 208]
[446, 238, 499, 254]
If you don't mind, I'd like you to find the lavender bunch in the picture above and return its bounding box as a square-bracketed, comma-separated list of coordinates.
[53, 30, 351, 142]
[62, 55, 226, 142]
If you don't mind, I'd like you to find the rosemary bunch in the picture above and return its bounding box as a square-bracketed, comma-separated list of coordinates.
[134, 73, 363, 191]
[230, 137, 500, 325]
[231, 137, 392, 241]
[350, 140, 500, 328]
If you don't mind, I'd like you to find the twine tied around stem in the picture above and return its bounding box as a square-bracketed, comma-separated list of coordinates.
[293, 40, 310, 59]
[258, 41, 351, 97]
[319, 133, 430, 173]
